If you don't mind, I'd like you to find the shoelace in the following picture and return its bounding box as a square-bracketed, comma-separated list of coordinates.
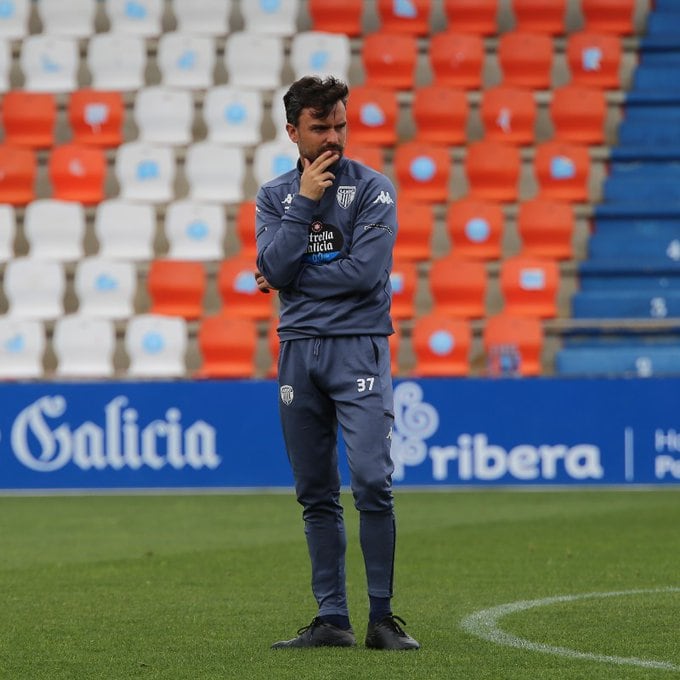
[296, 617, 325, 636]
[380, 614, 409, 636]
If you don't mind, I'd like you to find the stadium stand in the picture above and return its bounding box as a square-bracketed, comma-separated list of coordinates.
[411, 314, 472, 377]
[53, 315, 116, 378]
[308, 0, 364, 36]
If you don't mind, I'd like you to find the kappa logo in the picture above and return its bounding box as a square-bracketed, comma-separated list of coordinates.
[280, 384, 294, 406]
[373, 190, 394, 205]
[281, 193, 294, 206]
[336, 185, 356, 209]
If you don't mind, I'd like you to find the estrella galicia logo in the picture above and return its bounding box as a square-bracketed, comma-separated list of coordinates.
[303, 220, 344, 264]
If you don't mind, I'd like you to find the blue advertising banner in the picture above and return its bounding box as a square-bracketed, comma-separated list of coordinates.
[0, 377, 679, 491]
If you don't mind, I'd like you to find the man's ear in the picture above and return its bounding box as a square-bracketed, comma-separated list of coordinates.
[286, 123, 298, 143]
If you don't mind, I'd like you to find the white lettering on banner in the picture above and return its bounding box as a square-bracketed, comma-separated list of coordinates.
[655, 455, 680, 479]
[654, 428, 680, 452]
[11, 395, 220, 473]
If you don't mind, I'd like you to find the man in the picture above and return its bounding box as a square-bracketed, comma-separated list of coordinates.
[255, 76, 419, 651]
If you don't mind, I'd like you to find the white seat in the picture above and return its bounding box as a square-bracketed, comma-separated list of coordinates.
[270, 85, 290, 140]
[125, 313, 187, 377]
[38, 0, 96, 38]
[0, 39, 12, 92]
[202, 86, 263, 146]
[4, 258, 65, 320]
[115, 142, 175, 203]
[95, 199, 156, 260]
[20, 35, 79, 93]
[53, 315, 116, 378]
[241, 0, 299, 36]
[0, 204, 16, 261]
[253, 139, 298, 187]
[134, 86, 194, 145]
[173, 0, 232, 35]
[0, 317, 44, 379]
[74, 256, 136, 319]
[87, 33, 146, 91]
[105, 0, 163, 36]
[165, 200, 225, 260]
[24, 199, 85, 262]
[224, 32, 284, 90]
[0, 0, 29, 39]
[184, 142, 245, 204]
[290, 31, 351, 81]
[157, 31, 215, 89]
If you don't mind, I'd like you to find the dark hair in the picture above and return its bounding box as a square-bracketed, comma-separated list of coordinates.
[283, 76, 349, 127]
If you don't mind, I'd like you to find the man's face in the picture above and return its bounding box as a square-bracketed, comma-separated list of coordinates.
[286, 100, 347, 163]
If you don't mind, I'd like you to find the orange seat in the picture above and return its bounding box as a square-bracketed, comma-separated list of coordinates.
[390, 259, 418, 320]
[446, 198, 504, 260]
[581, 0, 636, 35]
[236, 200, 257, 258]
[443, 0, 498, 35]
[218, 255, 273, 320]
[465, 140, 521, 202]
[49, 143, 107, 204]
[534, 140, 590, 202]
[412, 313, 472, 377]
[394, 200, 434, 262]
[361, 30, 418, 90]
[483, 313, 543, 376]
[393, 142, 451, 203]
[517, 199, 575, 260]
[345, 143, 385, 173]
[512, 0, 567, 34]
[429, 255, 488, 319]
[0, 144, 37, 205]
[429, 32, 485, 89]
[389, 320, 401, 375]
[480, 85, 537, 145]
[308, 0, 363, 36]
[411, 85, 469, 145]
[196, 315, 258, 379]
[147, 259, 207, 319]
[499, 255, 559, 318]
[566, 31, 622, 89]
[267, 319, 280, 378]
[2, 92, 57, 148]
[68, 89, 125, 148]
[377, 0, 431, 34]
[346, 86, 399, 146]
[550, 84, 607, 144]
[498, 31, 554, 89]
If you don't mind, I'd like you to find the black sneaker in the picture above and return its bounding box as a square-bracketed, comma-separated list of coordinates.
[271, 617, 356, 649]
[365, 615, 420, 650]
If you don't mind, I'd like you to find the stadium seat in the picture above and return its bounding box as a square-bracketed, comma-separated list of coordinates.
[235, 200, 257, 257]
[48, 143, 107, 204]
[267, 318, 280, 378]
[571, 290, 680, 320]
[307, 0, 363, 36]
[164, 200, 225, 260]
[133, 87, 194, 146]
[388, 320, 401, 376]
[566, 32, 622, 89]
[53, 315, 116, 378]
[203, 86, 264, 146]
[68, 90, 125, 148]
[581, 0, 636, 35]
[533, 140, 591, 202]
[0, 204, 16, 261]
[217, 255, 273, 319]
[1, 92, 56, 149]
[344, 87, 398, 146]
[173, 0, 232, 35]
[511, 0, 567, 34]
[389, 259, 418, 320]
[94, 199, 156, 260]
[0, 144, 37, 205]
[517, 199, 575, 259]
[411, 313, 472, 376]
[0, 0, 29, 39]
[290, 31, 351, 82]
[377, 0, 432, 35]
[147, 259, 207, 319]
[500, 255, 559, 318]
[0, 40, 10, 92]
[549, 84, 607, 144]
[4, 258, 65, 320]
[464, 140, 521, 202]
[443, 0, 498, 35]
[225, 32, 284, 90]
[87, 33, 146, 91]
[125, 314, 188, 378]
[393, 142, 451, 203]
[20, 35, 78, 93]
[241, 0, 299, 35]
[429, 255, 488, 318]
[74, 257, 136, 319]
[446, 198, 504, 260]
[0, 317, 44, 379]
[344, 143, 385, 173]
[483, 313, 543, 376]
[195, 315, 258, 379]
[556, 343, 680, 377]
[38, 0, 95, 38]
[497, 31, 554, 89]
[24, 199, 86, 261]
[104, 0, 163, 36]
[360, 30, 418, 90]
[157, 32, 216, 89]
[411, 85, 469, 145]
[480, 85, 537, 145]
[115, 142, 175, 204]
[393, 201, 435, 262]
[253, 140, 298, 189]
[429, 32, 485, 89]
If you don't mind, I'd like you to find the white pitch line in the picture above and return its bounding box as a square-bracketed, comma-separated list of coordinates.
[461, 587, 680, 672]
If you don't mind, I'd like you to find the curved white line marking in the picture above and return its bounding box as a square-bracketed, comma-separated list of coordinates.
[461, 587, 680, 672]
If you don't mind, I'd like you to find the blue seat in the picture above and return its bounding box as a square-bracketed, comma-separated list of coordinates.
[587, 234, 679, 261]
[594, 202, 680, 220]
[578, 258, 680, 291]
[556, 344, 680, 376]
[617, 119, 680, 147]
[632, 66, 680, 92]
[591, 217, 680, 239]
[602, 176, 680, 203]
[645, 11, 680, 37]
[571, 289, 680, 318]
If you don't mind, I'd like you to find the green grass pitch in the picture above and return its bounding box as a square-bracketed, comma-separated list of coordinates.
[1, 489, 679, 679]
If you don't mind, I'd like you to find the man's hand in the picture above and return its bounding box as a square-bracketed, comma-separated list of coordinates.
[299, 150, 339, 202]
[254, 270, 275, 294]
